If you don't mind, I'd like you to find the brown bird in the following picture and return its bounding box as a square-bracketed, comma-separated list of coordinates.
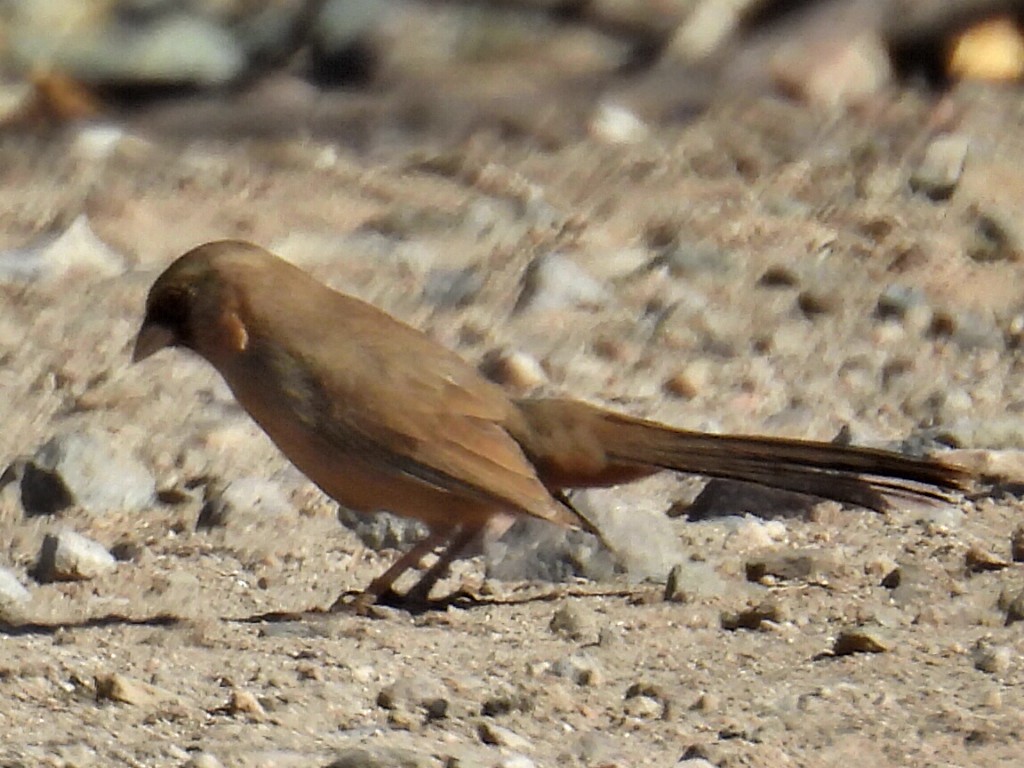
[133, 240, 971, 607]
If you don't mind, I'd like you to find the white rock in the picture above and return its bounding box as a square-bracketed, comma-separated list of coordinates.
[38, 530, 116, 581]
[0, 566, 31, 619]
[589, 101, 648, 145]
[515, 253, 610, 313]
[22, 428, 155, 516]
[0, 215, 124, 283]
[573, 487, 686, 581]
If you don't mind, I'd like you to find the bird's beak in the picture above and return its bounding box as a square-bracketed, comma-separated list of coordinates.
[131, 322, 176, 363]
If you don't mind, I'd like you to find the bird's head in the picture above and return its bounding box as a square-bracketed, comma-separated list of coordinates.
[132, 240, 261, 363]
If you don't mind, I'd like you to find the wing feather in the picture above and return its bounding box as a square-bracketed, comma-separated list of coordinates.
[247, 280, 575, 526]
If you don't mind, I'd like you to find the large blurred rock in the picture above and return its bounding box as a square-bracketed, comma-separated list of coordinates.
[0, 215, 125, 284]
[18, 429, 155, 516]
[8, 2, 247, 86]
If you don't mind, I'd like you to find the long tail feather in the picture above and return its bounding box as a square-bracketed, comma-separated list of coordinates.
[600, 412, 969, 511]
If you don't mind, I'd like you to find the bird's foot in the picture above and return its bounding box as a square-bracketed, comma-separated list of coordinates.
[328, 586, 482, 615]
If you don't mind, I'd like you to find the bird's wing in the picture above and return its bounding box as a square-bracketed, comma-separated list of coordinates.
[275, 294, 578, 527]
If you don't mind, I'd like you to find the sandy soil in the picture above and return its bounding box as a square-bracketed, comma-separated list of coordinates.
[3, 79, 1024, 768]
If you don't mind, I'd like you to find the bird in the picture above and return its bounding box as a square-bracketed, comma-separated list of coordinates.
[132, 239, 972, 608]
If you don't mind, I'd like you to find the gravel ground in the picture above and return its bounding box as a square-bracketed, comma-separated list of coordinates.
[3, 79, 1024, 767]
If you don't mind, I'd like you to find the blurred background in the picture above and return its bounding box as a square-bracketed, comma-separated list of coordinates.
[3, 0, 1024, 142]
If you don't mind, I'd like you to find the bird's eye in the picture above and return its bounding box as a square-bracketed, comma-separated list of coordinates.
[148, 286, 193, 333]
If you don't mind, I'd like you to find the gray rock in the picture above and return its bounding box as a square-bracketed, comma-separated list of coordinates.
[231, 2, 315, 65]
[37, 531, 116, 582]
[928, 308, 1003, 350]
[910, 134, 969, 200]
[721, 597, 789, 631]
[377, 674, 449, 719]
[486, 517, 614, 584]
[882, 564, 945, 608]
[683, 479, 819, 521]
[20, 429, 155, 516]
[623, 693, 663, 719]
[423, 267, 484, 309]
[1001, 589, 1024, 625]
[876, 284, 929, 321]
[548, 603, 596, 640]
[658, 241, 735, 276]
[515, 253, 610, 313]
[481, 688, 534, 717]
[972, 641, 1012, 675]
[571, 488, 685, 581]
[70, 123, 133, 162]
[934, 416, 1024, 450]
[916, 504, 966, 531]
[967, 207, 1023, 263]
[550, 652, 604, 687]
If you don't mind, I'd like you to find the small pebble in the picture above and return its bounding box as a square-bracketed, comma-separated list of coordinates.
[797, 289, 839, 317]
[515, 253, 609, 313]
[479, 349, 547, 391]
[757, 265, 799, 288]
[1011, 525, 1024, 562]
[910, 134, 969, 200]
[967, 208, 1022, 263]
[972, 641, 1012, 675]
[624, 681, 670, 719]
[550, 653, 604, 687]
[832, 627, 890, 655]
[186, 754, 225, 768]
[549, 603, 592, 640]
[227, 689, 266, 719]
[589, 101, 648, 145]
[0, 566, 31, 618]
[663, 361, 711, 399]
[965, 544, 1010, 572]
[721, 599, 787, 631]
[478, 722, 532, 750]
[876, 284, 928, 321]
[94, 673, 169, 706]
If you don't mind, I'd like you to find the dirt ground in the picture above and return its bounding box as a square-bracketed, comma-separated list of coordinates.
[4, 74, 1024, 768]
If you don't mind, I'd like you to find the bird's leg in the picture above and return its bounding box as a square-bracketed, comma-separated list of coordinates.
[331, 529, 448, 611]
[402, 526, 480, 605]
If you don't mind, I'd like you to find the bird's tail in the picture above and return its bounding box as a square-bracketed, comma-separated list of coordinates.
[514, 399, 972, 512]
